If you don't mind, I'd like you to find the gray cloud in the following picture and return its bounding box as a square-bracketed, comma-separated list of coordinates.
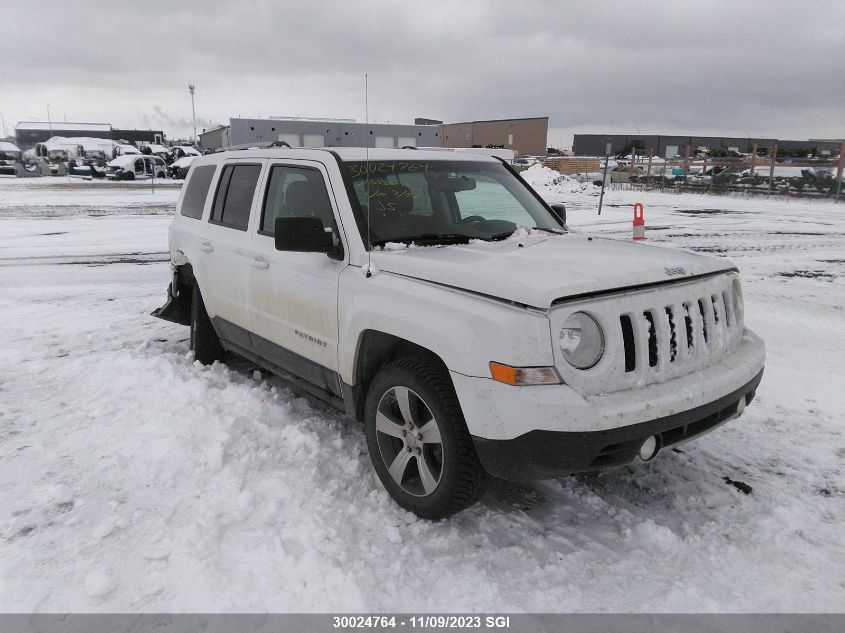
[1, 0, 842, 145]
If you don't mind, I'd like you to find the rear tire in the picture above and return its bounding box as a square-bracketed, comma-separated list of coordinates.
[365, 357, 488, 519]
[190, 285, 224, 364]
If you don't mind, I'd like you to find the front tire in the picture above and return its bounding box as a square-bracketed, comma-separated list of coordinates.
[365, 358, 488, 519]
[190, 285, 224, 364]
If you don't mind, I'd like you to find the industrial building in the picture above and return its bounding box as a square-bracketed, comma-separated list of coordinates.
[573, 134, 843, 158]
[112, 128, 165, 145]
[202, 117, 441, 151]
[14, 121, 164, 150]
[441, 117, 549, 156]
[201, 115, 550, 156]
[198, 125, 232, 151]
[15, 122, 112, 149]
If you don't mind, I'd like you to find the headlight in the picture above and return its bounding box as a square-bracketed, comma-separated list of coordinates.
[732, 278, 744, 326]
[560, 312, 604, 369]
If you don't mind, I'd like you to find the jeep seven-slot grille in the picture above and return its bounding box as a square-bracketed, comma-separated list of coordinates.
[621, 290, 735, 374]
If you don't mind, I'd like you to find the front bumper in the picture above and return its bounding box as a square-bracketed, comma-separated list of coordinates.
[450, 327, 765, 480]
[472, 367, 762, 480]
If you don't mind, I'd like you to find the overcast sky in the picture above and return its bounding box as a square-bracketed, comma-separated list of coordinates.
[2, 1, 843, 147]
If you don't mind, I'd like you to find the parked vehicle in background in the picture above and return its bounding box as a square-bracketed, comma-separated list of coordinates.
[34, 136, 118, 164]
[114, 143, 141, 157]
[106, 154, 167, 180]
[0, 141, 23, 162]
[0, 159, 17, 177]
[140, 144, 170, 159]
[34, 138, 82, 162]
[168, 155, 197, 179]
[153, 148, 764, 519]
[168, 146, 202, 163]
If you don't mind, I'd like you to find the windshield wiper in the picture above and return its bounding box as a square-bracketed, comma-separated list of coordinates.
[531, 226, 566, 234]
[372, 233, 475, 246]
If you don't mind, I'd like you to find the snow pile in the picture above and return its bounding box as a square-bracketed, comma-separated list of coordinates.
[521, 164, 601, 197]
[378, 241, 416, 251]
[375, 226, 555, 252]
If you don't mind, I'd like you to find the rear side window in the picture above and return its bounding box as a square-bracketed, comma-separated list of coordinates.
[181, 165, 216, 219]
[210, 164, 261, 230]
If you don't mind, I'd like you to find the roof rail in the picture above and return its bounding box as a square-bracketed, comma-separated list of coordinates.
[213, 141, 302, 153]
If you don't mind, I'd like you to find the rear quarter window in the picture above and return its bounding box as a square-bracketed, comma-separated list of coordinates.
[210, 164, 262, 231]
[180, 164, 216, 219]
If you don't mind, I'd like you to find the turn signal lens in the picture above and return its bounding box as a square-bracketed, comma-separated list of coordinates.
[489, 362, 562, 386]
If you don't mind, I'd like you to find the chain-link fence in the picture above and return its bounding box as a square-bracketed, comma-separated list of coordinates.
[545, 142, 845, 201]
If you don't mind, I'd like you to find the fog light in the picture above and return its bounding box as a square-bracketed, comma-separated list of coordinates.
[639, 435, 660, 462]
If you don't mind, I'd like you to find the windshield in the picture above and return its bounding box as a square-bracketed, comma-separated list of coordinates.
[341, 160, 562, 247]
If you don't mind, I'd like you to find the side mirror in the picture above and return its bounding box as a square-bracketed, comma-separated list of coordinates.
[550, 203, 567, 228]
[274, 216, 334, 253]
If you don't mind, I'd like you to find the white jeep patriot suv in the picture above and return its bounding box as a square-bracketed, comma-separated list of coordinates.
[154, 148, 765, 519]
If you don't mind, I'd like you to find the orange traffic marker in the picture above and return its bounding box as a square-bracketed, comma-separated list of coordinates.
[633, 203, 645, 240]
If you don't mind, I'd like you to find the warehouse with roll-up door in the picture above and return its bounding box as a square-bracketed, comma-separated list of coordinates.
[440, 117, 549, 156]
[224, 117, 441, 149]
[573, 134, 841, 158]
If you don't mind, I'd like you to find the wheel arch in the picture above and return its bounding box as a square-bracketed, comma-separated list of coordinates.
[345, 329, 452, 423]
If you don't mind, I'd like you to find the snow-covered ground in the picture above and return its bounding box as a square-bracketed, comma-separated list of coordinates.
[1, 172, 843, 612]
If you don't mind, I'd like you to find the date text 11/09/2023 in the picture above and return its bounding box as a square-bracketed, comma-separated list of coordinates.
[332, 615, 511, 629]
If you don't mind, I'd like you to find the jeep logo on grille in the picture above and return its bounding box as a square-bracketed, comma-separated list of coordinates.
[665, 266, 687, 276]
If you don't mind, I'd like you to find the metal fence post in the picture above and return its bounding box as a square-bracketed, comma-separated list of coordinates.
[768, 144, 778, 194]
[598, 142, 611, 216]
[647, 148, 653, 187]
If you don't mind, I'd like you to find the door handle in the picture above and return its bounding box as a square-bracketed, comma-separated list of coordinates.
[249, 257, 269, 270]
[200, 241, 214, 253]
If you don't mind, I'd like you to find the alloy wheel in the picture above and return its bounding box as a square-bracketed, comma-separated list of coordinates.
[375, 386, 443, 497]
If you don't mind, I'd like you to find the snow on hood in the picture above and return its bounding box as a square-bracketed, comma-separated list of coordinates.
[171, 156, 197, 168]
[370, 234, 734, 309]
[107, 155, 139, 168]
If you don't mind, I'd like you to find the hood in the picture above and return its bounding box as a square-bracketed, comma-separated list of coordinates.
[171, 156, 197, 168]
[108, 155, 136, 168]
[370, 235, 735, 309]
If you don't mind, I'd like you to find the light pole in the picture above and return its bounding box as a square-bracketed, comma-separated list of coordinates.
[47, 104, 53, 135]
[0, 111, 6, 139]
[188, 84, 197, 144]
